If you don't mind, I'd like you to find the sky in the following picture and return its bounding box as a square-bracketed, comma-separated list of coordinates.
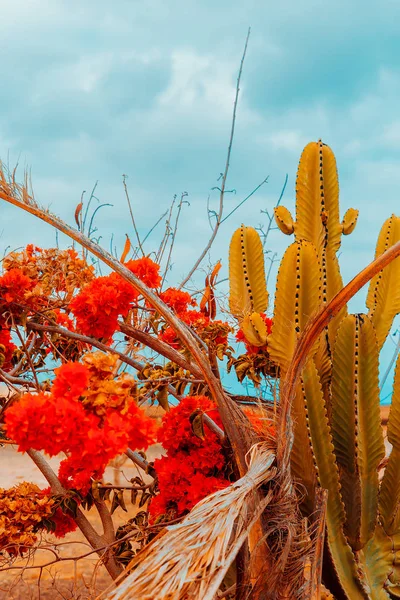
[1, 0, 400, 399]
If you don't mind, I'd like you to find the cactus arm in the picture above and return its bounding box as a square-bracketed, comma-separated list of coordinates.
[331, 314, 384, 550]
[268, 240, 321, 377]
[325, 249, 347, 349]
[359, 523, 393, 599]
[241, 312, 268, 346]
[274, 205, 295, 235]
[302, 361, 368, 599]
[342, 208, 359, 235]
[290, 380, 318, 513]
[366, 215, 400, 350]
[380, 352, 400, 535]
[228, 225, 268, 318]
[295, 141, 342, 252]
[295, 141, 327, 249]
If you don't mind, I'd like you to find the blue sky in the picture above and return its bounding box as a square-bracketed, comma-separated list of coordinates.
[1, 0, 400, 399]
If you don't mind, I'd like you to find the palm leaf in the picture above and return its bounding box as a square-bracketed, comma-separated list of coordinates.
[105, 444, 276, 600]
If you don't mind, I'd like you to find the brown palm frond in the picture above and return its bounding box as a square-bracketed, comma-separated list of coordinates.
[105, 443, 276, 600]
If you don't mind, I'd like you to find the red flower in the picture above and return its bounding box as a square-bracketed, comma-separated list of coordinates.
[70, 273, 137, 339]
[0, 268, 36, 304]
[159, 288, 196, 315]
[0, 329, 16, 370]
[51, 508, 78, 538]
[52, 362, 90, 401]
[150, 396, 229, 519]
[125, 257, 161, 289]
[5, 364, 157, 493]
[53, 309, 75, 330]
[159, 326, 180, 349]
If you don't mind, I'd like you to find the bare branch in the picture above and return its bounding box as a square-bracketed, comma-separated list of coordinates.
[179, 28, 251, 288]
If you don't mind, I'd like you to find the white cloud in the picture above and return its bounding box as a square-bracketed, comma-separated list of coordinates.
[267, 130, 307, 153]
[157, 50, 237, 117]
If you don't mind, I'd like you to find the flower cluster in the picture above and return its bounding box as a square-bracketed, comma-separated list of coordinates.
[125, 257, 162, 289]
[50, 507, 78, 538]
[80, 352, 137, 416]
[70, 273, 137, 339]
[0, 268, 37, 315]
[159, 287, 196, 315]
[149, 396, 229, 519]
[3, 245, 95, 296]
[0, 483, 54, 556]
[236, 314, 273, 355]
[159, 306, 232, 359]
[70, 256, 161, 340]
[0, 329, 16, 370]
[5, 357, 156, 493]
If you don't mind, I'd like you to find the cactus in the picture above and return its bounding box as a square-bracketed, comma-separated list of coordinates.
[229, 141, 400, 598]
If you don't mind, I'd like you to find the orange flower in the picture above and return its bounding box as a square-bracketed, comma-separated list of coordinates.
[0, 268, 36, 304]
[70, 273, 137, 339]
[159, 287, 196, 314]
[125, 256, 161, 288]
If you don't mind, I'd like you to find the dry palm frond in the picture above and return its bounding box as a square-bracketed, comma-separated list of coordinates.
[105, 443, 276, 600]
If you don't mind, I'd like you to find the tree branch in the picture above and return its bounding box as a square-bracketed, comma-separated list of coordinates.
[119, 322, 203, 379]
[26, 449, 122, 580]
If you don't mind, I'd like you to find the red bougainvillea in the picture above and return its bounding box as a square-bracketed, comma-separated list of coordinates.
[5, 358, 156, 493]
[51, 507, 78, 538]
[0, 329, 16, 370]
[150, 396, 229, 519]
[125, 256, 162, 289]
[159, 287, 196, 315]
[70, 273, 137, 339]
[0, 268, 36, 304]
[158, 308, 232, 359]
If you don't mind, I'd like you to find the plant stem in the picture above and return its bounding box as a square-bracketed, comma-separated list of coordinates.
[27, 449, 122, 580]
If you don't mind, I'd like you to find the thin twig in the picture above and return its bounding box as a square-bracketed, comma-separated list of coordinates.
[26, 449, 122, 579]
[179, 28, 251, 288]
[220, 176, 269, 224]
[27, 321, 144, 372]
[122, 174, 144, 257]
[162, 192, 188, 287]
[141, 210, 169, 247]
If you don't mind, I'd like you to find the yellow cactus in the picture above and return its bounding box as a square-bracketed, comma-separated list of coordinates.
[274, 205, 295, 235]
[268, 240, 321, 377]
[228, 140, 400, 598]
[366, 214, 400, 350]
[228, 225, 268, 319]
[241, 312, 268, 347]
[342, 207, 359, 235]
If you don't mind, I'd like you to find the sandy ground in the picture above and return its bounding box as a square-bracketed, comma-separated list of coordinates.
[0, 443, 164, 600]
